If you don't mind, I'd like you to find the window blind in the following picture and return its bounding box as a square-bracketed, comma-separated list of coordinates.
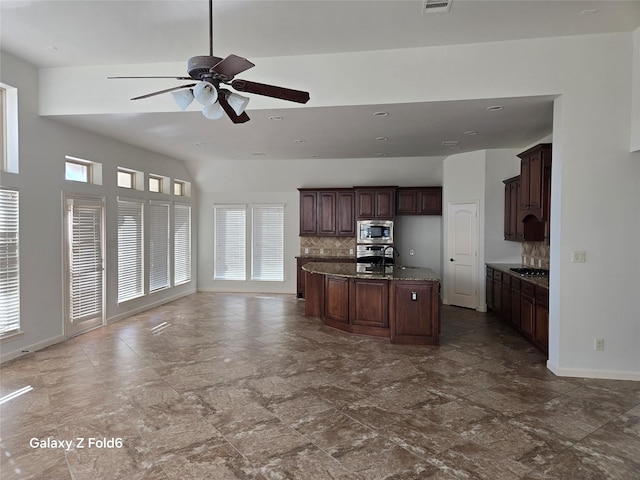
[67, 197, 103, 322]
[149, 202, 170, 292]
[174, 204, 191, 285]
[214, 206, 246, 280]
[0, 188, 19, 336]
[117, 198, 144, 302]
[251, 205, 284, 281]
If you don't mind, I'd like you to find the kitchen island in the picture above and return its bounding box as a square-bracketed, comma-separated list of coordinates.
[302, 262, 441, 345]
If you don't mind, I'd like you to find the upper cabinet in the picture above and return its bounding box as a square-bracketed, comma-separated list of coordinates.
[299, 188, 355, 237]
[396, 187, 442, 215]
[355, 187, 396, 219]
[504, 143, 552, 243]
[518, 143, 552, 222]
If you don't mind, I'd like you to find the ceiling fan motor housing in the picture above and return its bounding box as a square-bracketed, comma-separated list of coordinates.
[188, 55, 223, 80]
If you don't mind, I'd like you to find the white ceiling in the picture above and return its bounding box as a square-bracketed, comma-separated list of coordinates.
[2, 0, 639, 162]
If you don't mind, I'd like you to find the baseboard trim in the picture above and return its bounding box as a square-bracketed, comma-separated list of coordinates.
[107, 288, 197, 324]
[1, 334, 66, 364]
[547, 360, 640, 381]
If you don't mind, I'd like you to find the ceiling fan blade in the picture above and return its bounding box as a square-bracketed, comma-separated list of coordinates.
[108, 76, 193, 80]
[211, 54, 255, 80]
[231, 79, 310, 104]
[131, 84, 196, 101]
[218, 90, 250, 123]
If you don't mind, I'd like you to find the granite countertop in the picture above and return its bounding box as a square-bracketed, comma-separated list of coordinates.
[487, 263, 549, 289]
[302, 262, 440, 282]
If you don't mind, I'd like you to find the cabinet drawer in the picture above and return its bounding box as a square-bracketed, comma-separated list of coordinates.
[502, 275, 511, 287]
[486, 266, 494, 277]
[493, 270, 503, 281]
[521, 282, 535, 298]
[510, 277, 521, 290]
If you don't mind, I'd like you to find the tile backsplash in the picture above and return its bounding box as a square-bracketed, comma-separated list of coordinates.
[300, 237, 356, 257]
[522, 241, 550, 269]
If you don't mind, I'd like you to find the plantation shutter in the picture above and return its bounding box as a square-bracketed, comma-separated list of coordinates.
[214, 205, 246, 280]
[0, 188, 19, 336]
[174, 203, 191, 285]
[67, 197, 103, 322]
[149, 202, 170, 292]
[251, 205, 284, 281]
[117, 198, 144, 302]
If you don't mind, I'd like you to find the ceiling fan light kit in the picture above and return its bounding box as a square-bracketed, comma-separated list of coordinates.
[108, 0, 309, 123]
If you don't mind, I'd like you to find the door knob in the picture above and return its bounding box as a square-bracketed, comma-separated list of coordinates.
[450, 258, 456, 262]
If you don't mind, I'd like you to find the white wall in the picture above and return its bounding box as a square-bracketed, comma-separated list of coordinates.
[631, 27, 640, 152]
[394, 216, 442, 275]
[0, 52, 197, 362]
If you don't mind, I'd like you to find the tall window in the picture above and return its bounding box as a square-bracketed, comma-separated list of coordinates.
[149, 202, 170, 292]
[0, 187, 20, 337]
[251, 205, 284, 281]
[117, 198, 144, 302]
[213, 204, 284, 282]
[174, 204, 191, 285]
[214, 205, 246, 280]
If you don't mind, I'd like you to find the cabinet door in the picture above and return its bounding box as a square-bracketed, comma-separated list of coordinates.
[418, 188, 442, 215]
[356, 190, 375, 218]
[317, 191, 337, 236]
[534, 287, 549, 353]
[324, 276, 350, 325]
[336, 191, 355, 236]
[486, 268, 494, 310]
[299, 191, 317, 235]
[396, 190, 418, 215]
[521, 294, 535, 337]
[528, 150, 543, 210]
[374, 189, 395, 218]
[349, 279, 389, 331]
[519, 156, 531, 211]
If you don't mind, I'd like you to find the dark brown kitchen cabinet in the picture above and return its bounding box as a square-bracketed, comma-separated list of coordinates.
[518, 143, 551, 223]
[396, 187, 442, 215]
[324, 275, 350, 328]
[355, 187, 396, 219]
[299, 190, 317, 235]
[349, 278, 389, 336]
[389, 280, 440, 345]
[503, 176, 522, 241]
[299, 188, 355, 237]
[485, 265, 548, 356]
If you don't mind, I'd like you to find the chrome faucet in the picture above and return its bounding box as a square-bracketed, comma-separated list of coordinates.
[381, 246, 400, 270]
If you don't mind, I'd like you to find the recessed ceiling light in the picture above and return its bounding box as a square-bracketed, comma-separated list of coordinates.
[269, 116, 284, 121]
[486, 105, 503, 111]
[311, 155, 319, 158]
[294, 139, 307, 143]
[193, 142, 207, 147]
[252, 152, 265, 156]
[375, 136, 388, 141]
[442, 140, 459, 146]
[376, 153, 387, 157]
[374, 111, 389, 117]
[581, 8, 598, 15]
[464, 130, 478, 136]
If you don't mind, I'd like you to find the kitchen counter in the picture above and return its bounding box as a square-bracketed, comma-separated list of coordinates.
[486, 263, 549, 289]
[302, 262, 441, 345]
[302, 262, 440, 282]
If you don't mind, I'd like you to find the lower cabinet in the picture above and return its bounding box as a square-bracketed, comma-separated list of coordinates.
[324, 275, 350, 327]
[389, 281, 440, 345]
[486, 266, 548, 355]
[297, 257, 355, 298]
[349, 278, 389, 335]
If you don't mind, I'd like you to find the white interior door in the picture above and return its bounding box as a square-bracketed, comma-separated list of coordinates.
[64, 195, 105, 337]
[447, 202, 478, 309]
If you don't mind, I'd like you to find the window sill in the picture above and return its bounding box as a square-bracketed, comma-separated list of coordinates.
[1, 330, 24, 343]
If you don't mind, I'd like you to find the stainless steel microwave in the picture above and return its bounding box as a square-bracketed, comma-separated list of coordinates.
[357, 220, 393, 244]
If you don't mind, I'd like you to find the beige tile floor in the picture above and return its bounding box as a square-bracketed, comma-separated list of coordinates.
[1, 292, 639, 479]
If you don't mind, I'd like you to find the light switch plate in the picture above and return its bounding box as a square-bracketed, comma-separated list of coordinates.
[571, 250, 586, 263]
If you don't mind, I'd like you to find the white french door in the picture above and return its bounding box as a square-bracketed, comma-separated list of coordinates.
[447, 202, 478, 310]
[64, 195, 105, 337]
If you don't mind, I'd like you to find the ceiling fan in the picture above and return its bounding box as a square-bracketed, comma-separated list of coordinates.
[108, 0, 310, 123]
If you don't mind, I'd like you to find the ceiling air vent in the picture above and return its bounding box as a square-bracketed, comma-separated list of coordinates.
[422, 0, 452, 14]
